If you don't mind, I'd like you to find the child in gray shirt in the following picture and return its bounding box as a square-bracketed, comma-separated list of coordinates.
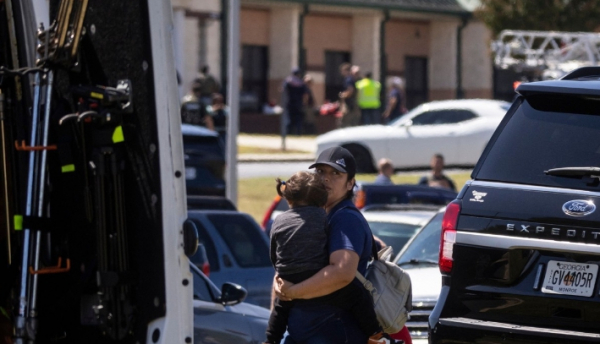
[266, 171, 381, 344]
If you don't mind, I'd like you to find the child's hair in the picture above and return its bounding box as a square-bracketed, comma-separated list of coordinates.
[276, 171, 328, 207]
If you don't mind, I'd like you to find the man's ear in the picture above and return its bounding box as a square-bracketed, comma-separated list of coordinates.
[347, 178, 356, 191]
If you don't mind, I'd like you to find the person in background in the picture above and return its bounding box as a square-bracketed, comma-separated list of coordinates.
[283, 68, 308, 135]
[302, 74, 317, 134]
[196, 65, 221, 106]
[206, 93, 228, 145]
[374, 158, 394, 185]
[418, 153, 456, 191]
[356, 72, 381, 125]
[338, 63, 361, 128]
[382, 77, 407, 124]
[351, 65, 361, 80]
[180, 80, 213, 128]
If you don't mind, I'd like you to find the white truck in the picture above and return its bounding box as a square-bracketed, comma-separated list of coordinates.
[492, 29, 600, 79]
[0, 0, 196, 343]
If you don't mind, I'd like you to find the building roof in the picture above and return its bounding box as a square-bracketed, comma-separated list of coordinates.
[278, 0, 481, 16]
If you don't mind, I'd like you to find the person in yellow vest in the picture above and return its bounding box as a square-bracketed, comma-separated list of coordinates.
[355, 72, 381, 125]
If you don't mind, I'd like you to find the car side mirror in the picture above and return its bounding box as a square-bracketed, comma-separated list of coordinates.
[218, 282, 247, 306]
[183, 219, 199, 257]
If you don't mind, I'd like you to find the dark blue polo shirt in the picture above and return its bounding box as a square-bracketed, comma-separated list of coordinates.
[327, 199, 373, 275]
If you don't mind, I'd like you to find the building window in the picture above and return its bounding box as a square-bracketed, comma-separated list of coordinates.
[325, 51, 351, 103]
[241, 45, 269, 113]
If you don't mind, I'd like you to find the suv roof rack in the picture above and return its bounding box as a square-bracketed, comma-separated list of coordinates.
[516, 67, 600, 97]
[561, 66, 600, 80]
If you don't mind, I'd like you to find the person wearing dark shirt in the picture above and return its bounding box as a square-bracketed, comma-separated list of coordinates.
[339, 63, 361, 128]
[180, 80, 213, 128]
[206, 93, 228, 145]
[196, 65, 221, 106]
[266, 170, 383, 344]
[382, 77, 407, 124]
[283, 68, 308, 135]
[302, 75, 318, 134]
[418, 153, 456, 191]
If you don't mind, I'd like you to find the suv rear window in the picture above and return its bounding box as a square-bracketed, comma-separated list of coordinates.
[476, 95, 600, 191]
[183, 135, 224, 158]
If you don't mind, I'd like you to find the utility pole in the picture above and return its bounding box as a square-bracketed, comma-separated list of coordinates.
[225, 0, 239, 205]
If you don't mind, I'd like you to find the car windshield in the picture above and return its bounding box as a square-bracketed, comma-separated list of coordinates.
[388, 109, 418, 126]
[395, 212, 443, 266]
[475, 95, 600, 191]
[367, 221, 421, 254]
[190, 265, 220, 301]
[206, 214, 271, 267]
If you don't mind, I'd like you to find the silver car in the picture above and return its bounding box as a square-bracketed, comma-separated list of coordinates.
[362, 204, 439, 255]
[393, 207, 445, 343]
[187, 209, 275, 309]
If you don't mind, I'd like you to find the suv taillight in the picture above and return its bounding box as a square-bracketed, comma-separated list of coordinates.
[439, 200, 461, 274]
[261, 196, 281, 230]
[201, 262, 210, 277]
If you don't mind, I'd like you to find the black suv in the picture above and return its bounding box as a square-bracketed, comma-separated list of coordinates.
[430, 67, 600, 343]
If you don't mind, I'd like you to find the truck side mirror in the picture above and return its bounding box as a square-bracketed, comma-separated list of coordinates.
[183, 219, 199, 257]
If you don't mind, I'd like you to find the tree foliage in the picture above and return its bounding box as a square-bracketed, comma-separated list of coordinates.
[475, 0, 600, 36]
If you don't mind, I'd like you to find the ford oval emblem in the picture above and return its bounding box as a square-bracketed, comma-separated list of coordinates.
[562, 200, 596, 217]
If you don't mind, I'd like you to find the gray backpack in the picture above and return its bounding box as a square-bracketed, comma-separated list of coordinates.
[356, 245, 413, 334]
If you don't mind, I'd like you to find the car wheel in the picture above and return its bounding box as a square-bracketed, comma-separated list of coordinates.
[343, 144, 375, 173]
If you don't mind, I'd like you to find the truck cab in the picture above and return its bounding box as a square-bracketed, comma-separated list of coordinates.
[1, 1, 194, 343]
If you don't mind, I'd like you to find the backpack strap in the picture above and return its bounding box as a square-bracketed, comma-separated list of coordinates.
[371, 236, 379, 261]
[354, 270, 373, 292]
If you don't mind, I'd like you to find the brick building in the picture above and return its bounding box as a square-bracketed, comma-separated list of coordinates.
[171, 0, 491, 131]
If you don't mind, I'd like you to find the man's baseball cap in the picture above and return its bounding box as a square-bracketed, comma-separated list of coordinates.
[309, 146, 356, 175]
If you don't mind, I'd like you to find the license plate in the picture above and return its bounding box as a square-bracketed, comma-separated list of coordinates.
[185, 167, 196, 180]
[541, 260, 598, 297]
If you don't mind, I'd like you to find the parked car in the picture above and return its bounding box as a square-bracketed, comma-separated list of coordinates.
[262, 183, 456, 234]
[362, 204, 439, 255]
[315, 99, 511, 172]
[187, 195, 236, 211]
[182, 124, 226, 196]
[355, 183, 457, 210]
[190, 263, 270, 344]
[393, 207, 445, 342]
[187, 209, 275, 309]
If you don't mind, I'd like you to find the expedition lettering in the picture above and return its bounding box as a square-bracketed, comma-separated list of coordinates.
[506, 224, 600, 239]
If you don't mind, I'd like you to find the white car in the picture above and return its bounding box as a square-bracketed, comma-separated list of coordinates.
[362, 204, 439, 256]
[394, 207, 445, 342]
[315, 99, 511, 172]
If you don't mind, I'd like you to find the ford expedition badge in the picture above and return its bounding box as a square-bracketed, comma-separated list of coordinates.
[562, 200, 596, 217]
